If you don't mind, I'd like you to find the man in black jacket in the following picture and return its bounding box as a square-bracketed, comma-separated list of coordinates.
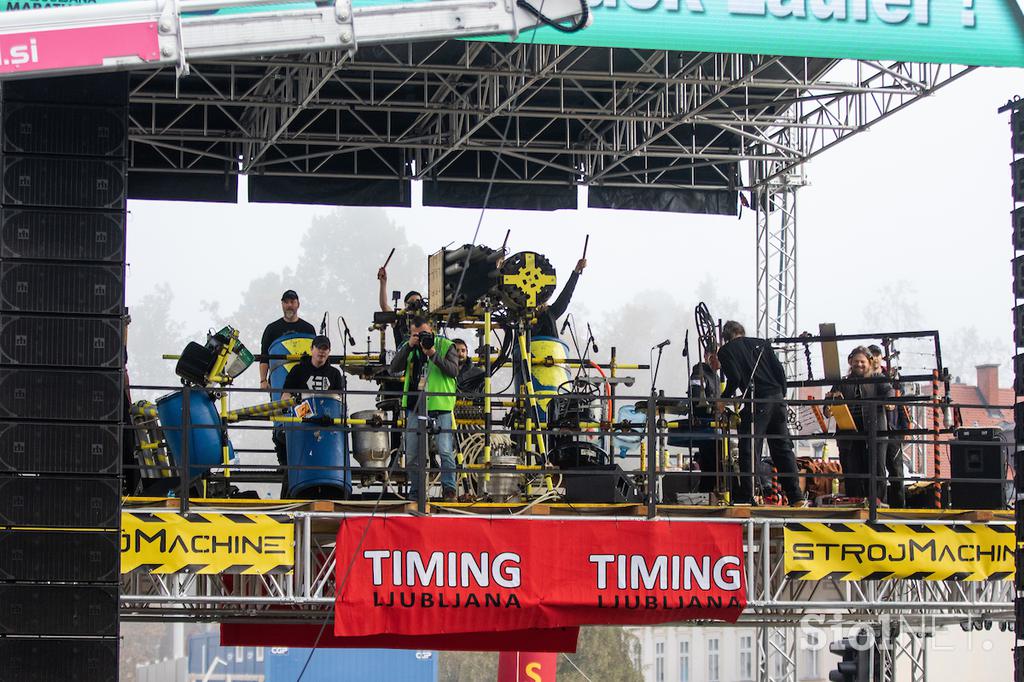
[717, 320, 806, 506]
[529, 258, 586, 339]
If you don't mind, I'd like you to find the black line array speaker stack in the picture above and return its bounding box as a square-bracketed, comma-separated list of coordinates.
[0, 74, 127, 682]
[1005, 99, 1024, 682]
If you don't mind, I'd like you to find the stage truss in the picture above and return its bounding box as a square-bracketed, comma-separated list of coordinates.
[127, 49, 973, 336]
[120, 513, 1012, 624]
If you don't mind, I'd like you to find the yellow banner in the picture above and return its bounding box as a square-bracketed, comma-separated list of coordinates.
[784, 522, 1014, 581]
[121, 512, 294, 575]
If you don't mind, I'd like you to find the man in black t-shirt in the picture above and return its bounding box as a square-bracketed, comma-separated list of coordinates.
[282, 335, 342, 402]
[278, 335, 341, 497]
[259, 289, 317, 392]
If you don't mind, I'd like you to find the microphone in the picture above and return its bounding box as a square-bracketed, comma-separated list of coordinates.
[560, 318, 571, 335]
[587, 323, 599, 353]
[319, 312, 328, 336]
[654, 339, 671, 350]
[682, 330, 689, 358]
[341, 317, 356, 346]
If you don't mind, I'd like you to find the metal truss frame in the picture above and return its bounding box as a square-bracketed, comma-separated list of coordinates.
[127, 50, 973, 191]
[120, 515, 1013, 625]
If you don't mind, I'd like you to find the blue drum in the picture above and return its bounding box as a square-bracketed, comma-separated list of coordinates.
[156, 389, 234, 481]
[268, 332, 314, 401]
[284, 396, 350, 498]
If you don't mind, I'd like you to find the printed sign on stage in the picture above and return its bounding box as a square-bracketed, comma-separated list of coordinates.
[784, 522, 1015, 581]
[334, 517, 746, 637]
[511, 0, 1024, 67]
[121, 511, 294, 574]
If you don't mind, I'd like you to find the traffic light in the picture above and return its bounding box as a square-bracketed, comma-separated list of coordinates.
[828, 632, 871, 682]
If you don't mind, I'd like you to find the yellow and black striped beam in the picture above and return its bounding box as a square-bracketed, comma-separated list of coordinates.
[120, 511, 294, 575]
[784, 521, 1014, 581]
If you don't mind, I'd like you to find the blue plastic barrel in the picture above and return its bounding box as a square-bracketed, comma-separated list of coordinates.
[284, 396, 350, 498]
[156, 389, 233, 480]
[612, 404, 646, 457]
[268, 332, 314, 401]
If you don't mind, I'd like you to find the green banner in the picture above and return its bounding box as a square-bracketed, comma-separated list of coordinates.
[4, 0, 1023, 67]
[510, 0, 1024, 67]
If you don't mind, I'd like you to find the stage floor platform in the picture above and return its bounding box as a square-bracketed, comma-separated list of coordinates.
[123, 496, 1012, 521]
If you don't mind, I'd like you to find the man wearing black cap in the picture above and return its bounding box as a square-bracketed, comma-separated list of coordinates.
[259, 290, 316, 391]
[282, 335, 342, 401]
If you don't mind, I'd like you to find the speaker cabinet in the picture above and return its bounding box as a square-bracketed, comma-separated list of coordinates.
[563, 464, 641, 504]
[0, 421, 120, 474]
[2, 73, 128, 106]
[0, 529, 119, 582]
[0, 369, 121, 422]
[1, 209, 124, 262]
[950, 427, 1006, 510]
[0, 584, 118, 636]
[2, 155, 126, 209]
[0, 315, 122, 368]
[0, 638, 118, 682]
[0, 475, 120, 528]
[3, 103, 126, 157]
[0, 261, 123, 315]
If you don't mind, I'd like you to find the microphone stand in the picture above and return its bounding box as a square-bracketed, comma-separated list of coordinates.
[340, 319, 357, 500]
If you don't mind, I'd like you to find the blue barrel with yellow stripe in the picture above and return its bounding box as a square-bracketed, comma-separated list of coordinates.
[268, 332, 314, 400]
[530, 336, 571, 422]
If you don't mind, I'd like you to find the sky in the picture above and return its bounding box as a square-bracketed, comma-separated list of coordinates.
[125, 65, 1024, 385]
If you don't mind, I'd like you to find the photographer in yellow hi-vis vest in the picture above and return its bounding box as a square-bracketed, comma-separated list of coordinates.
[389, 316, 460, 502]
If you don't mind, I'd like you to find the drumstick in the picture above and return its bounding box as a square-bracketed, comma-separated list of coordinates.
[501, 228, 511, 253]
[382, 248, 396, 269]
[582, 234, 589, 259]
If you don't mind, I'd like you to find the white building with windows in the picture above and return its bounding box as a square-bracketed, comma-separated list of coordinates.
[630, 625, 1012, 682]
[631, 627, 824, 682]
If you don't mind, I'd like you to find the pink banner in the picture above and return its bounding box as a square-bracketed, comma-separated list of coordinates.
[0, 22, 160, 76]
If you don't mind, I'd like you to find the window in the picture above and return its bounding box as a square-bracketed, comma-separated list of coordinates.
[678, 641, 690, 682]
[739, 635, 753, 680]
[255, 647, 264, 663]
[707, 638, 720, 682]
[655, 641, 665, 682]
[803, 632, 820, 679]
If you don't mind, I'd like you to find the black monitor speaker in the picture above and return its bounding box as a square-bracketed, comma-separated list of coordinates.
[563, 464, 641, 504]
[949, 427, 1005, 510]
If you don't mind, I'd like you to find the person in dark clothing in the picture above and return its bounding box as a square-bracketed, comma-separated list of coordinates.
[453, 338, 486, 397]
[868, 345, 906, 507]
[716, 320, 806, 506]
[260, 290, 317, 483]
[281, 335, 342, 402]
[529, 258, 586, 339]
[687, 349, 722, 493]
[378, 265, 424, 347]
[827, 346, 893, 501]
[279, 335, 342, 498]
[259, 289, 316, 391]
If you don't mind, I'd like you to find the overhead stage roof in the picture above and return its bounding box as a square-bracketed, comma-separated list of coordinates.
[126, 43, 971, 213]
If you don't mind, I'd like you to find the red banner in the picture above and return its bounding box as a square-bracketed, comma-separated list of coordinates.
[334, 517, 745, 637]
[221, 623, 580, 653]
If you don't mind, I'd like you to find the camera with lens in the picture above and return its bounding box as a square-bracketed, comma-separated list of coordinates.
[417, 330, 435, 350]
[406, 297, 427, 313]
